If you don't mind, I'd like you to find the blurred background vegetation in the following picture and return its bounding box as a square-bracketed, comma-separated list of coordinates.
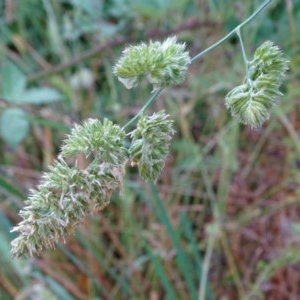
[0, 0, 300, 299]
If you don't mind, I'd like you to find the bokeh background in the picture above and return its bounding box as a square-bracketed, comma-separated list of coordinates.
[0, 0, 300, 299]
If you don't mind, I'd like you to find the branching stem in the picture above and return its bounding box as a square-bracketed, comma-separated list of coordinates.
[191, 0, 271, 63]
[122, 88, 162, 130]
[123, 0, 272, 129]
[236, 28, 249, 76]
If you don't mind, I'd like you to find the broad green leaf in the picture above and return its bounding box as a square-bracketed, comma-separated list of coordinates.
[20, 87, 63, 104]
[0, 108, 30, 149]
[1, 61, 26, 102]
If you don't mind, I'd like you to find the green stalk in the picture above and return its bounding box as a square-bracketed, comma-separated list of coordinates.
[236, 28, 249, 76]
[191, 0, 272, 62]
[122, 88, 162, 130]
[198, 234, 216, 300]
[220, 233, 245, 298]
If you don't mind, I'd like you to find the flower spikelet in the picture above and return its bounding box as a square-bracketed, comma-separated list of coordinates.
[61, 118, 128, 165]
[11, 119, 128, 257]
[129, 111, 175, 181]
[248, 41, 289, 82]
[225, 41, 289, 127]
[113, 36, 191, 90]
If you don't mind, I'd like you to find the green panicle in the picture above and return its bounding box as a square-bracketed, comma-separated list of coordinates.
[61, 118, 128, 164]
[11, 119, 128, 258]
[129, 111, 175, 181]
[225, 41, 289, 127]
[113, 36, 191, 90]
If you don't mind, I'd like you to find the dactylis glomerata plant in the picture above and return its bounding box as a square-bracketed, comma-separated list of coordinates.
[11, 0, 289, 257]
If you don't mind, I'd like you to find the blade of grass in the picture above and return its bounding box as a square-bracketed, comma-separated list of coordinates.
[0, 210, 13, 234]
[57, 242, 109, 298]
[149, 183, 198, 300]
[0, 229, 24, 296]
[144, 241, 178, 300]
[199, 145, 245, 297]
[32, 271, 74, 300]
[199, 233, 216, 300]
[216, 120, 239, 214]
[180, 213, 215, 300]
[74, 231, 134, 298]
[0, 175, 25, 200]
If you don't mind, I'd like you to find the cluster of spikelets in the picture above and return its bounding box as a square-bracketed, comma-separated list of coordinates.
[11, 36, 288, 257]
[11, 36, 186, 258]
[11, 119, 128, 257]
[11, 112, 174, 257]
[113, 36, 191, 90]
[129, 111, 175, 181]
[225, 41, 289, 127]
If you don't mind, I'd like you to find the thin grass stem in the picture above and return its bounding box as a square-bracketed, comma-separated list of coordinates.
[122, 88, 162, 130]
[199, 234, 216, 300]
[236, 28, 249, 76]
[191, 0, 272, 63]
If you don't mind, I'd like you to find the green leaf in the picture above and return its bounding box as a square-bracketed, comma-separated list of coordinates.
[0, 108, 30, 149]
[1, 61, 26, 102]
[19, 87, 63, 104]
